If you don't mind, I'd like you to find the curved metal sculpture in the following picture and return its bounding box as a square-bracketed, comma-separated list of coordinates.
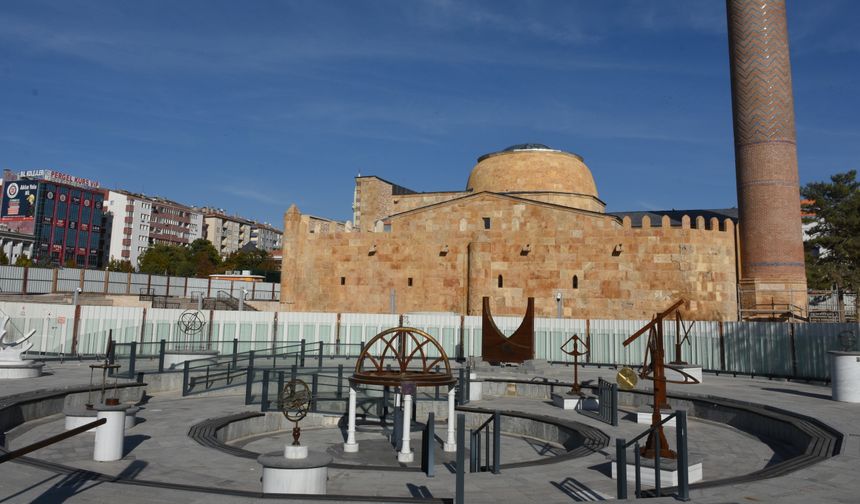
[279, 379, 310, 446]
[481, 297, 534, 364]
[351, 327, 455, 387]
[177, 310, 205, 337]
[0, 316, 36, 361]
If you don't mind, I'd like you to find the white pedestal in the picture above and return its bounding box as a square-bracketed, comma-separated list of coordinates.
[636, 410, 676, 427]
[551, 393, 599, 411]
[398, 393, 413, 463]
[469, 372, 483, 401]
[611, 459, 703, 486]
[65, 405, 139, 431]
[93, 405, 128, 462]
[830, 351, 860, 402]
[344, 386, 359, 453]
[258, 450, 332, 495]
[163, 350, 219, 370]
[0, 361, 44, 379]
[665, 365, 703, 384]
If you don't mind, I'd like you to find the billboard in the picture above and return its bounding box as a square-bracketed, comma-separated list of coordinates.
[1, 181, 39, 234]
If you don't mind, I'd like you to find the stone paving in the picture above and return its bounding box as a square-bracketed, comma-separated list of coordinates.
[1, 362, 859, 503]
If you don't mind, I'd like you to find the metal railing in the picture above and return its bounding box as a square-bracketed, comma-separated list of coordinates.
[469, 410, 501, 474]
[615, 410, 690, 501]
[577, 377, 618, 426]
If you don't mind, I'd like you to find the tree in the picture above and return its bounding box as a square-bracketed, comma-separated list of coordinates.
[0, 250, 8, 266]
[801, 170, 860, 295]
[186, 239, 221, 277]
[137, 240, 222, 278]
[107, 258, 135, 273]
[14, 255, 32, 267]
[220, 247, 278, 274]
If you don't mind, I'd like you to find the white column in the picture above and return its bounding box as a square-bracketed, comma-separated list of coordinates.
[93, 408, 126, 462]
[444, 386, 456, 452]
[397, 393, 413, 462]
[344, 386, 359, 452]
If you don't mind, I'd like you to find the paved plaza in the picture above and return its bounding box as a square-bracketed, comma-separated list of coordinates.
[1, 360, 858, 503]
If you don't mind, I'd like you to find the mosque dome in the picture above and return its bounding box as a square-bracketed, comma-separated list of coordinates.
[466, 144, 598, 198]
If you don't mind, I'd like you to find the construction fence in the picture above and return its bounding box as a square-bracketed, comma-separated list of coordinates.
[2, 302, 857, 382]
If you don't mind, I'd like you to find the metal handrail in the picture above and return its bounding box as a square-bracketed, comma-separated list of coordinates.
[0, 418, 106, 464]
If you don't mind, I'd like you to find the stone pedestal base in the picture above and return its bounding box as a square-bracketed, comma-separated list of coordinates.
[258, 450, 332, 495]
[830, 351, 860, 402]
[551, 393, 598, 411]
[665, 365, 703, 384]
[611, 458, 703, 486]
[469, 372, 483, 401]
[93, 404, 128, 462]
[443, 442, 456, 452]
[163, 350, 219, 370]
[343, 442, 359, 453]
[0, 361, 44, 379]
[397, 451, 414, 463]
[65, 405, 139, 431]
[636, 408, 675, 427]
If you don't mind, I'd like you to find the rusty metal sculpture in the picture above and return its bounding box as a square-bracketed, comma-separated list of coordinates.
[481, 297, 534, 364]
[351, 327, 455, 388]
[279, 379, 310, 446]
[672, 312, 695, 365]
[623, 299, 699, 459]
[560, 334, 589, 395]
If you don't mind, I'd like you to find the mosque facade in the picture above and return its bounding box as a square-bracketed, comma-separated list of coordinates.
[280, 144, 740, 320]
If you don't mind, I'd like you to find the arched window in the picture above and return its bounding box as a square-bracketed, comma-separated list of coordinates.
[572, 275, 579, 289]
[497, 275, 503, 288]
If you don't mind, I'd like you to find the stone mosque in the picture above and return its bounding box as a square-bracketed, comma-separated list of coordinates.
[280, 144, 740, 320]
[281, 1, 809, 322]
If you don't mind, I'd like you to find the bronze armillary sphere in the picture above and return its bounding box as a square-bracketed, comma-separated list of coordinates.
[280, 379, 310, 446]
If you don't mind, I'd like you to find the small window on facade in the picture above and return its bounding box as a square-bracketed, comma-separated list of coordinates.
[483, 217, 491, 229]
[340, 277, 346, 286]
[498, 275, 503, 288]
[573, 275, 579, 289]
[408, 277, 413, 287]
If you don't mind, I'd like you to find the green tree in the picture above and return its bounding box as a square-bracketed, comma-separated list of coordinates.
[0, 250, 8, 266]
[107, 258, 135, 273]
[14, 255, 32, 267]
[187, 239, 221, 277]
[138, 244, 187, 275]
[802, 170, 860, 295]
[220, 247, 278, 274]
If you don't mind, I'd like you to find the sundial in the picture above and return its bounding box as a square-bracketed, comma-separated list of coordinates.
[616, 367, 638, 391]
[560, 334, 589, 396]
[279, 379, 311, 446]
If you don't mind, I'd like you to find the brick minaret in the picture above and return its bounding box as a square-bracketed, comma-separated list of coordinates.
[727, 0, 807, 318]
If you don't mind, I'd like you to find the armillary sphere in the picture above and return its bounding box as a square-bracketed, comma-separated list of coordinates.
[280, 379, 310, 446]
[177, 310, 205, 337]
[560, 334, 589, 396]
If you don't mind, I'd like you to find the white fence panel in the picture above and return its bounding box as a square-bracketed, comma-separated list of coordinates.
[211, 311, 275, 353]
[83, 269, 105, 293]
[660, 319, 722, 370]
[338, 313, 399, 355]
[402, 313, 461, 360]
[57, 268, 81, 292]
[168, 277, 186, 297]
[129, 273, 149, 295]
[534, 317, 588, 362]
[0, 266, 25, 293]
[463, 316, 482, 360]
[279, 312, 338, 349]
[26, 267, 53, 293]
[142, 308, 187, 344]
[78, 306, 144, 353]
[210, 279, 231, 295]
[149, 275, 168, 296]
[107, 271, 129, 294]
[187, 278, 208, 299]
[253, 282, 278, 301]
[589, 319, 652, 366]
[723, 322, 792, 376]
[0, 302, 75, 354]
[794, 323, 860, 380]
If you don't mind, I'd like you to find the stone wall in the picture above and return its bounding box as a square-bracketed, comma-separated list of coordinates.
[281, 196, 738, 320]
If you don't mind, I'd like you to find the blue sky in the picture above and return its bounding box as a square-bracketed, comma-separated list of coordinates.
[1, 1, 858, 227]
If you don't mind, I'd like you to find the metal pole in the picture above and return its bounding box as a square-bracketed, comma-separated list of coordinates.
[318, 341, 324, 370]
[676, 410, 690, 501]
[654, 429, 662, 497]
[469, 430, 477, 473]
[261, 369, 270, 411]
[337, 365, 344, 399]
[158, 339, 166, 373]
[128, 342, 137, 378]
[611, 383, 619, 426]
[424, 411, 435, 477]
[616, 438, 627, 499]
[634, 442, 641, 498]
[492, 410, 501, 474]
[182, 360, 190, 396]
[300, 339, 306, 367]
[455, 414, 466, 504]
[232, 338, 238, 370]
[244, 368, 254, 405]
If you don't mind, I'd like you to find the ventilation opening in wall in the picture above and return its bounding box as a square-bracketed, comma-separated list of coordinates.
[483, 217, 491, 229]
[498, 275, 503, 288]
[340, 277, 345, 286]
[573, 275, 579, 289]
[408, 277, 413, 287]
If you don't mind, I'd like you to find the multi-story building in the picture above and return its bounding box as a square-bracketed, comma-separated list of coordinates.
[104, 190, 204, 266]
[1, 170, 108, 268]
[249, 222, 282, 252]
[201, 208, 253, 257]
